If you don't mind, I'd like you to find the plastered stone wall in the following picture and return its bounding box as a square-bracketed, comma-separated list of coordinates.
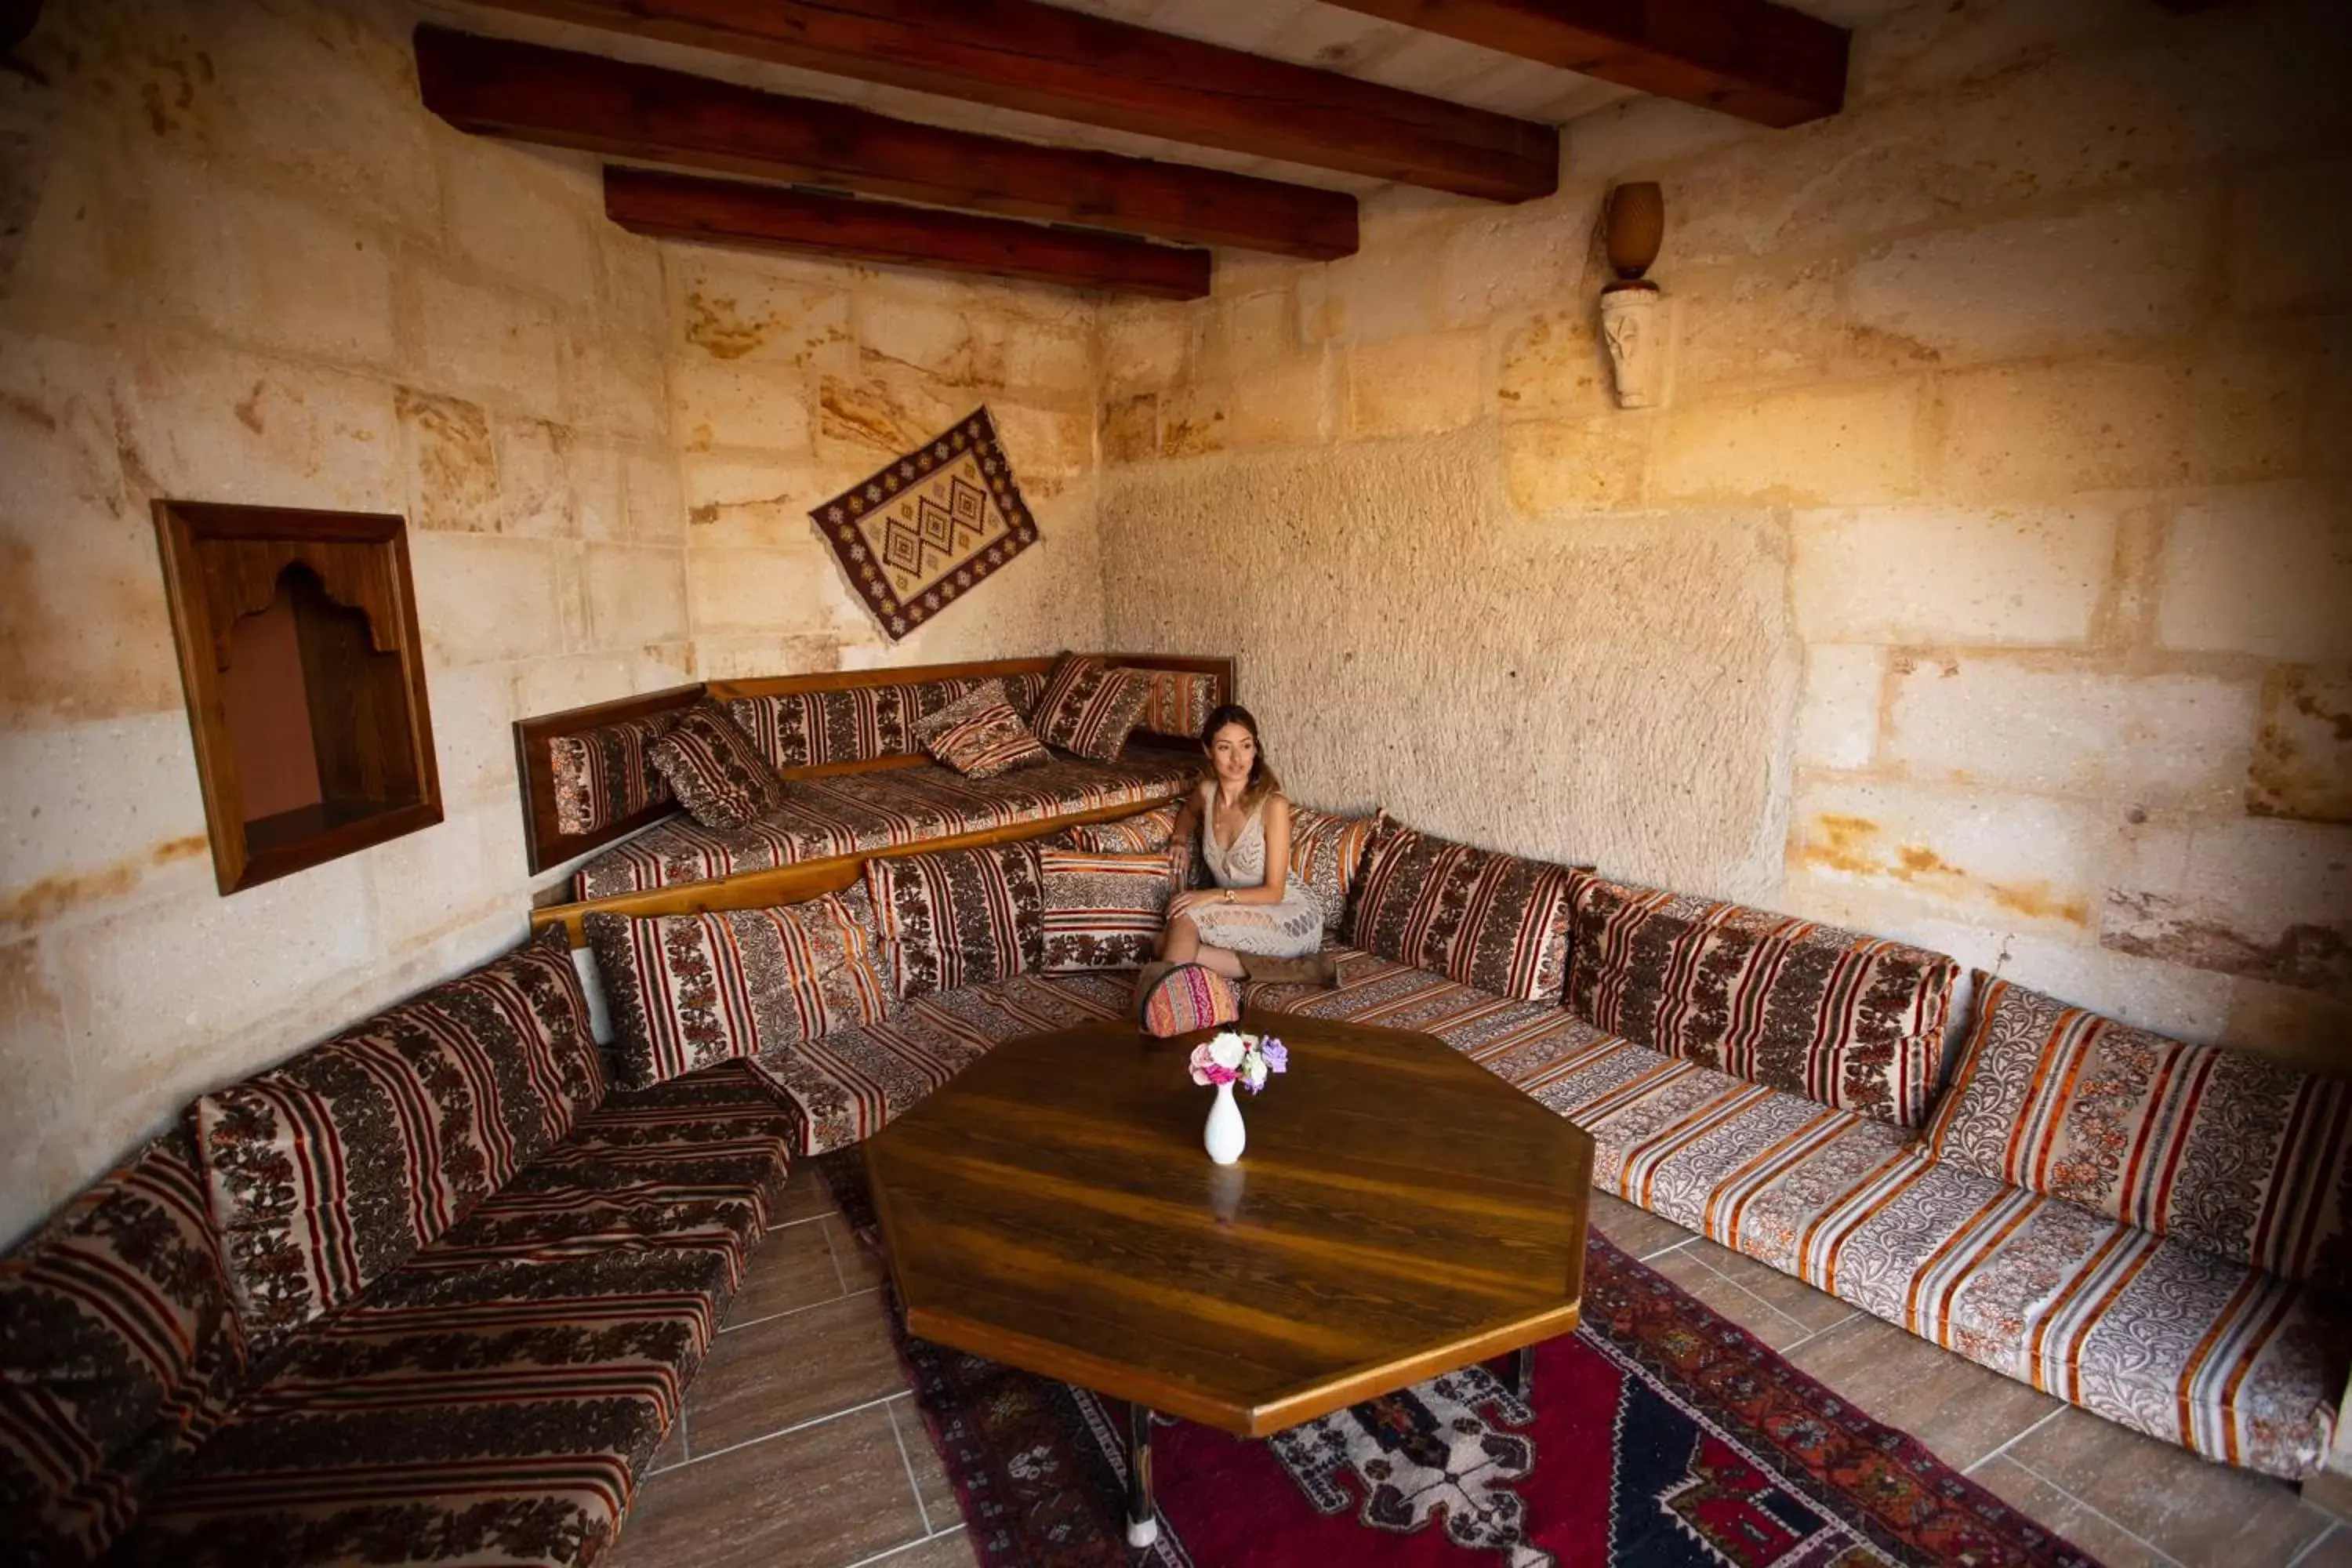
[0, 0, 1106, 1245]
[1099, 0, 2352, 1074]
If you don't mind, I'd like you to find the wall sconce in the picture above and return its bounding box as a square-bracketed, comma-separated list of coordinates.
[1599, 182, 1664, 409]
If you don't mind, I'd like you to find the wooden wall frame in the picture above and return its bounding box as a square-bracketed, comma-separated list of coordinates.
[154, 501, 443, 895]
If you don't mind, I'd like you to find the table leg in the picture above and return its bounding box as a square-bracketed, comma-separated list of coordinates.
[1508, 1346, 1535, 1401]
[1126, 1401, 1159, 1548]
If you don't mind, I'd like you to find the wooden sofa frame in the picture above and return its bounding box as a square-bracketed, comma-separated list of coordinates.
[521, 654, 1230, 946]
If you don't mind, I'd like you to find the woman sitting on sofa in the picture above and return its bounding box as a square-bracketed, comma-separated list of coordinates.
[1142, 703, 1337, 991]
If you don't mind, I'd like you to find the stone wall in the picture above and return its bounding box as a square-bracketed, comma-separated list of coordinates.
[1098, 0, 2351, 1073]
[0, 0, 1105, 1244]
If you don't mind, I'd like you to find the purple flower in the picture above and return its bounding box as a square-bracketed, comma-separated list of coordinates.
[1261, 1040, 1288, 1074]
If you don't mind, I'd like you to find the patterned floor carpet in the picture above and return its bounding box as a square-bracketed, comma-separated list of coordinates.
[818, 1153, 2101, 1568]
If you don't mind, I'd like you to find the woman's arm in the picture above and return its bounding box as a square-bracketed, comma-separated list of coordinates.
[1165, 783, 1203, 879]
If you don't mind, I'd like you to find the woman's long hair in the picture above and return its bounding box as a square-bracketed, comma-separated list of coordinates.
[1199, 703, 1282, 812]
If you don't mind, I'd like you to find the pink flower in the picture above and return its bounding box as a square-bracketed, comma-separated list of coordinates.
[1187, 1041, 1238, 1087]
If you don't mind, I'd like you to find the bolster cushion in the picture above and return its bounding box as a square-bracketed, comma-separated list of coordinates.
[726, 673, 1050, 771]
[193, 927, 605, 1353]
[865, 844, 1045, 1000]
[1568, 878, 1958, 1128]
[1136, 668, 1218, 739]
[1058, 803, 1180, 854]
[1347, 822, 1588, 1004]
[586, 887, 896, 1091]
[1925, 978, 2350, 1290]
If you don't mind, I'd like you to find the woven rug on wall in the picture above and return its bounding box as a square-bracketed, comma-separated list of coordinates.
[809, 405, 1040, 641]
[815, 1153, 2100, 1568]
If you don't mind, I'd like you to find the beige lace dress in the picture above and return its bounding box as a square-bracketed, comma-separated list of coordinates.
[1189, 795, 1323, 959]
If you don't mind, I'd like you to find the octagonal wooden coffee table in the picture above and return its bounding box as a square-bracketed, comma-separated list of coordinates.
[862, 1007, 1595, 1547]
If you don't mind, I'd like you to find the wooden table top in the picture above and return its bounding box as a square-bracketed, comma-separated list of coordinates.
[862, 1008, 1594, 1436]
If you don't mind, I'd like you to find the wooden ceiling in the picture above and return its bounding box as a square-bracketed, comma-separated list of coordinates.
[421, 0, 1857, 298]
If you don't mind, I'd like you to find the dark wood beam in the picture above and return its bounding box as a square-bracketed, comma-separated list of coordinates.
[469, 0, 1558, 203]
[415, 27, 1356, 260]
[602, 166, 1210, 299]
[1319, 0, 1849, 128]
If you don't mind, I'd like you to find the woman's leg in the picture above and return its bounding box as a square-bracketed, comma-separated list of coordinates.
[1158, 913, 1201, 963]
[1190, 943, 1247, 980]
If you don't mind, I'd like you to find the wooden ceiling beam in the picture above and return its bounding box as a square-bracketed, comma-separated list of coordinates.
[468, 0, 1559, 203]
[1320, 0, 1849, 128]
[602, 166, 1211, 299]
[415, 27, 1356, 260]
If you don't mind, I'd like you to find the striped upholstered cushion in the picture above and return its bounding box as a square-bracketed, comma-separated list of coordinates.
[864, 844, 1044, 1000]
[0, 1118, 249, 1565]
[924, 701, 1051, 779]
[1031, 654, 1149, 763]
[1039, 848, 1172, 971]
[586, 887, 896, 1091]
[549, 713, 675, 837]
[1287, 805, 1381, 935]
[1346, 823, 1588, 1004]
[1058, 802, 1180, 854]
[1569, 879, 1958, 1129]
[116, 1067, 793, 1568]
[194, 929, 606, 1353]
[647, 700, 786, 829]
[1135, 667, 1218, 739]
[1924, 978, 2350, 1289]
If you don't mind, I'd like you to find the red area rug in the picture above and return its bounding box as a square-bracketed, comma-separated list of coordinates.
[816, 1154, 2099, 1567]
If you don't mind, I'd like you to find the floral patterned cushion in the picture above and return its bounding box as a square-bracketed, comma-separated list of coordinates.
[586, 887, 897, 1091]
[647, 700, 786, 829]
[1287, 805, 1381, 935]
[1923, 978, 2351, 1290]
[1346, 822, 1588, 1004]
[1136, 668, 1218, 739]
[193, 931, 604, 1356]
[1030, 654, 1149, 764]
[1568, 878, 1957, 1130]
[864, 844, 1045, 1000]
[924, 701, 1051, 780]
[1058, 803, 1181, 854]
[0, 1118, 249, 1565]
[1038, 849, 1174, 972]
[549, 713, 675, 837]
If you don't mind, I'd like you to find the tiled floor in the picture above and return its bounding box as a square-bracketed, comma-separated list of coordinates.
[605, 1170, 2349, 1568]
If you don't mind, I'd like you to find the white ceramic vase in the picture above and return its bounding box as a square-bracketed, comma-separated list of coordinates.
[1204, 1080, 1246, 1165]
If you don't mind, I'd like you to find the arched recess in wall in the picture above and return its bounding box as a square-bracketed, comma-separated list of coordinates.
[153, 500, 443, 894]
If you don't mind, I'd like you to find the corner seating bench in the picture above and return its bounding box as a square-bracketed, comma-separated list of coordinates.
[7, 803, 2346, 1566]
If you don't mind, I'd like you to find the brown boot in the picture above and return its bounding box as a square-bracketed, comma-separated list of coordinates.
[1241, 953, 1340, 988]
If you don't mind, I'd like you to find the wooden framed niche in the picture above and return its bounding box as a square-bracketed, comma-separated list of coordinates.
[154, 501, 443, 895]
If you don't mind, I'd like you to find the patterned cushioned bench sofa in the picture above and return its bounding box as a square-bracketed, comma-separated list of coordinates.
[0, 931, 798, 1567]
[517, 655, 1226, 912]
[595, 809, 2349, 1490]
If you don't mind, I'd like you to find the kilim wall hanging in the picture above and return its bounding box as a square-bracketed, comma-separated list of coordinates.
[811, 406, 1040, 641]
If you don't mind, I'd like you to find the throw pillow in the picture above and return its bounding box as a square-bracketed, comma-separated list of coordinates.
[1039, 848, 1174, 971]
[865, 843, 1046, 1000]
[925, 700, 1051, 779]
[586, 887, 895, 1091]
[1569, 878, 1958, 1129]
[1287, 805, 1381, 935]
[648, 699, 787, 829]
[1347, 822, 1588, 1004]
[1924, 978, 2350, 1286]
[909, 677, 1010, 747]
[1030, 653, 1149, 763]
[1058, 802, 1181, 854]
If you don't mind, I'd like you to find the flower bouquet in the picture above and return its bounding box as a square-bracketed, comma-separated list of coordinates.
[1189, 1031, 1287, 1165]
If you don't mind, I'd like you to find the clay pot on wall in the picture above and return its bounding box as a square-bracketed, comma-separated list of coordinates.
[1600, 182, 1665, 410]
